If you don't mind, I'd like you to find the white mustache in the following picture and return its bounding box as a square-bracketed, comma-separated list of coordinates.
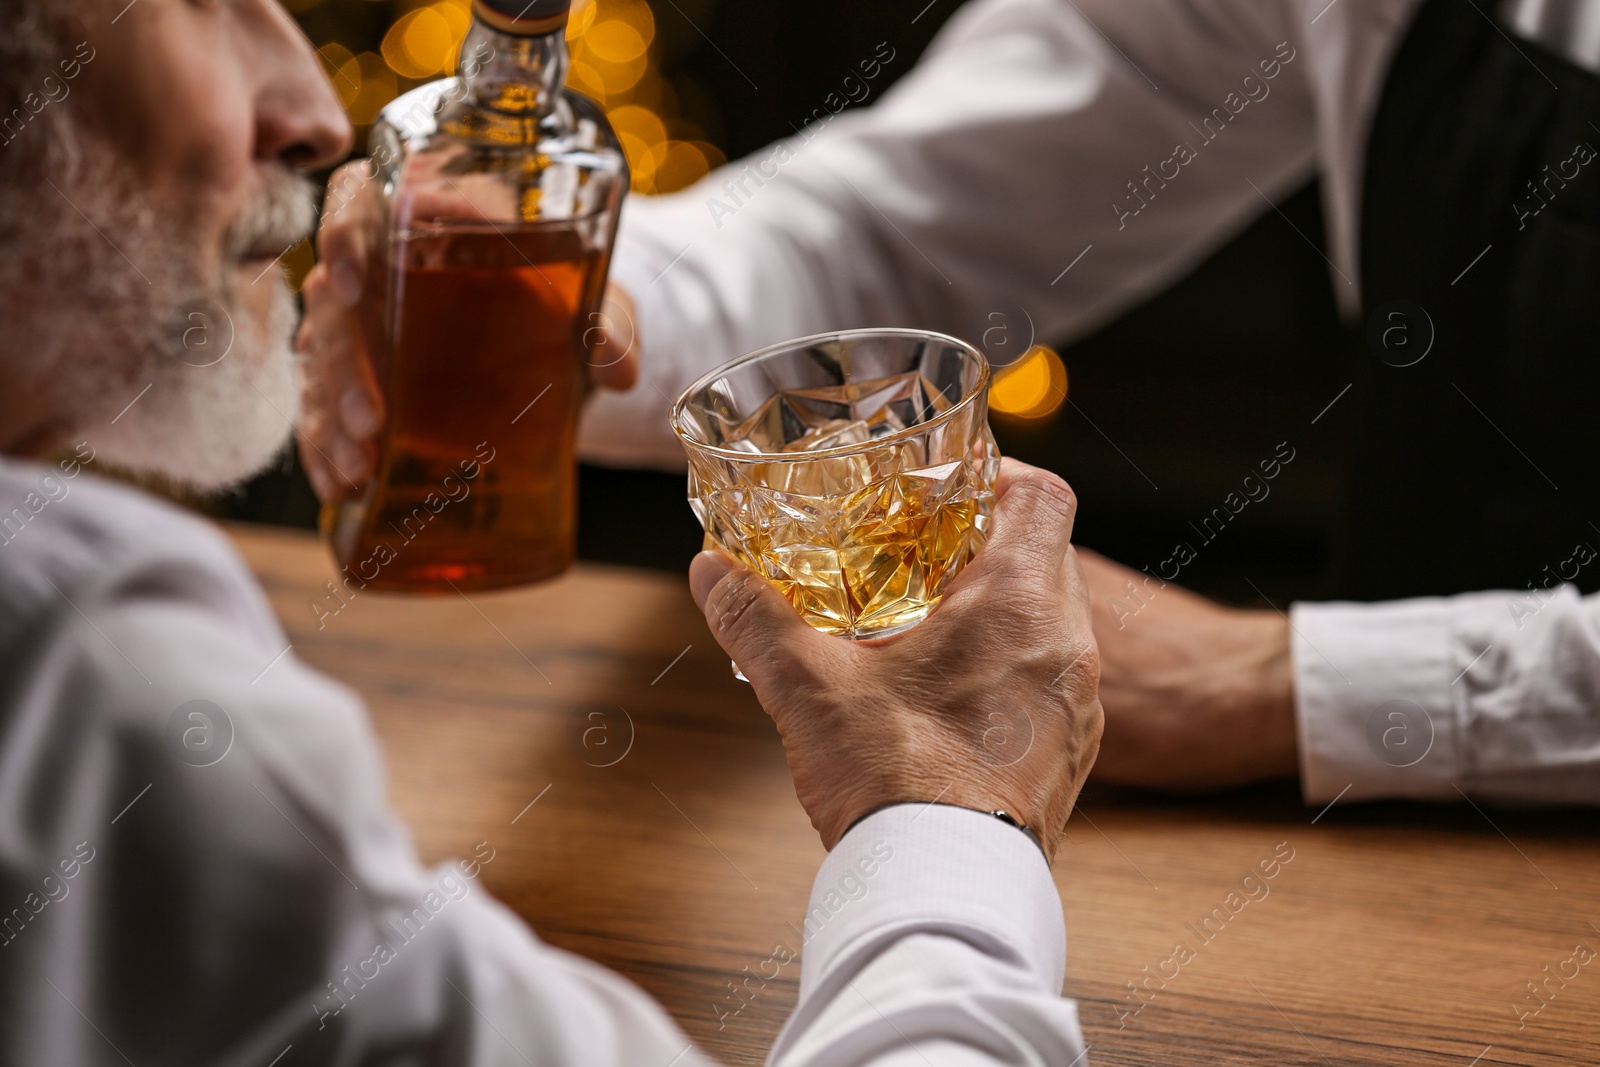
[224, 170, 318, 261]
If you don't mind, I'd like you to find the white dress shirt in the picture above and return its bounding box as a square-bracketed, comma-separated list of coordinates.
[0, 456, 1083, 1065]
[578, 0, 1600, 808]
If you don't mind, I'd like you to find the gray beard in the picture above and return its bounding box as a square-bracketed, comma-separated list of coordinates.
[0, 108, 315, 493]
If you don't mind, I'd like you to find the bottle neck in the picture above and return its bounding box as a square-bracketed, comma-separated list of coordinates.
[457, 21, 568, 115]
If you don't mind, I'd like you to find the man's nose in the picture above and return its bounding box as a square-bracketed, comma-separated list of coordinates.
[252, 0, 354, 170]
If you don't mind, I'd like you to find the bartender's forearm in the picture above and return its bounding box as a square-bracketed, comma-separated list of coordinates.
[1086, 542, 1600, 806]
[1223, 613, 1300, 782]
[1087, 564, 1300, 791]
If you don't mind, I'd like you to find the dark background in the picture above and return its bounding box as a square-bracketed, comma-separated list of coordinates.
[233, 0, 1354, 605]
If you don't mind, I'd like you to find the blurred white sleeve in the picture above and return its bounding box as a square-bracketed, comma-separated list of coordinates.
[581, 0, 1317, 469]
[0, 482, 711, 1067]
[1291, 584, 1600, 806]
[771, 805, 1085, 1067]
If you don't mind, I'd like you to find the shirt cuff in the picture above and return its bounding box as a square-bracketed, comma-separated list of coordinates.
[1290, 597, 1463, 804]
[797, 804, 1066, 995]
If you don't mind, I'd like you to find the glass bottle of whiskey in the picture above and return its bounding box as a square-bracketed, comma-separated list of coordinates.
[323, 0, 628, 594]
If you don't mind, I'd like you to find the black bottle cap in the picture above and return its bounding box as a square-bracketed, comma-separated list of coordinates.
[473, 0, 572, 36]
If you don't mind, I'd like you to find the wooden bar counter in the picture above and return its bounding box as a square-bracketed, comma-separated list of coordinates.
[230, 523, 1600, 1067]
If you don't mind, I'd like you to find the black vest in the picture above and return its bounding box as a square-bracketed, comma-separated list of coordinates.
[1344, 0, 1600, 599]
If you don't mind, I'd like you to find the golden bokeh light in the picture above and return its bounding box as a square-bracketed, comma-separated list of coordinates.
[342, 52, 400, 127]
[383, 4, 470, 80]
[596, 0, 655, 39]
[990, 345, 1068, 419]
[569, 0, 600, 36]
[316, 43, 359, 110]
[608, 105, 669, 152]
[565, 0, 712, 193]
[586, 19, 650, 63]
[588, 51, 649, 96]
[564, 56, 607, 101]
[655, 140, 725, 192]
[319, 0, 716, 194]
[615, 130, 657, 185]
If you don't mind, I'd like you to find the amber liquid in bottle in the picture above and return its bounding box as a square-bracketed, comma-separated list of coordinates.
[321, 0, 626, 594]
[333, 223, 602, 592]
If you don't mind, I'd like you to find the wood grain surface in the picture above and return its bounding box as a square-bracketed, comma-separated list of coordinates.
[230, 522, 1600, 1067]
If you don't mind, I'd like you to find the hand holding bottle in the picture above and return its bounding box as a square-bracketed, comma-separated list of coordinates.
[295, 161, 640, 504]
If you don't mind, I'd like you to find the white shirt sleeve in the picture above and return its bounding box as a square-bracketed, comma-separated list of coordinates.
[581, 0, 1318, 470]
[1291, 584, 1600, 806]
[0, 464, 1084, 1066]
[769, 805, 1083, 1067]
[0, 478, 711, 1067]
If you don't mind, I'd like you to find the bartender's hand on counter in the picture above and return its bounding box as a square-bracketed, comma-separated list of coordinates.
[690, 459, 1106, 866]
[295, 160, 641, 502]
[1075, 547, 1299, 790]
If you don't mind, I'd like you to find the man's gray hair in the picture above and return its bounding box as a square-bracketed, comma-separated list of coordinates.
[0, 1, 84, 182]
